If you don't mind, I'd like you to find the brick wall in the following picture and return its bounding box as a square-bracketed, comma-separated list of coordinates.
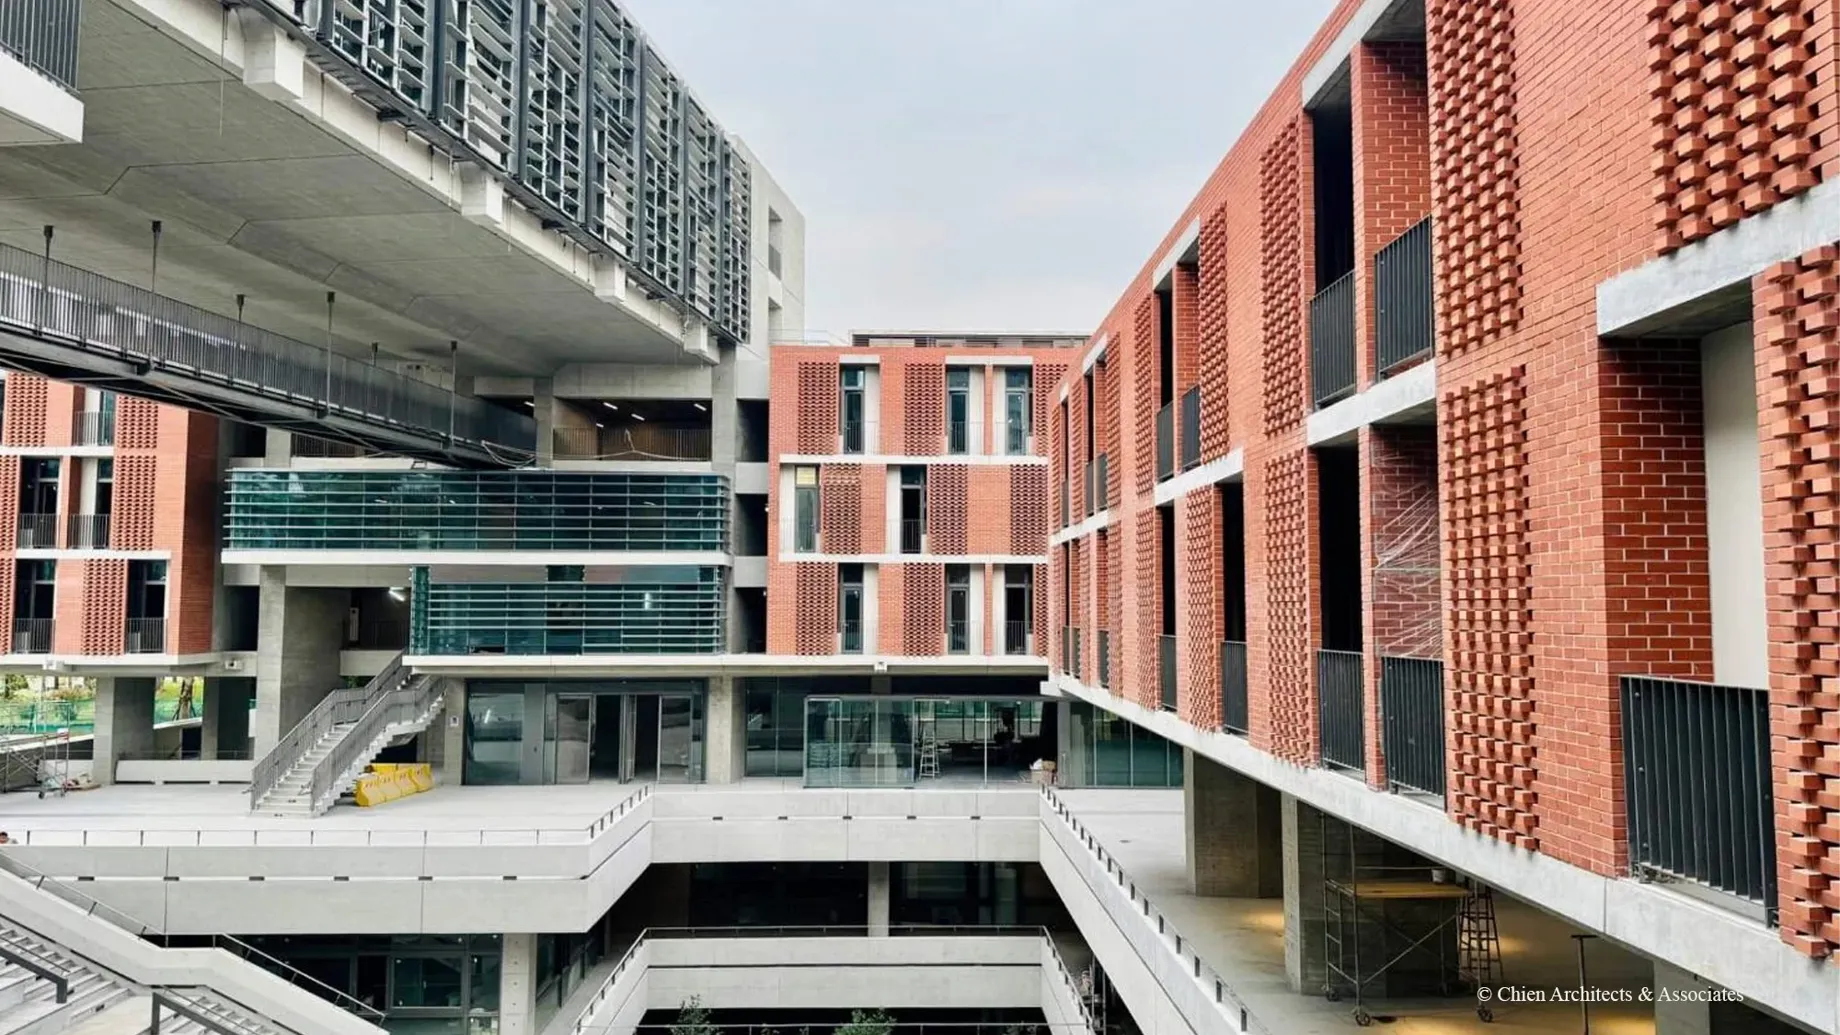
[1353, 41, 1431, 382]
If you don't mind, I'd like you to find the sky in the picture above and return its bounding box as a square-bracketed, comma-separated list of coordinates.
[620, 0, 1341, 339]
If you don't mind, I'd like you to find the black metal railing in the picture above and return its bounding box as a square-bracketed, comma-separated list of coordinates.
[290, 435, 367, 459]
[1084, 458, 1096, 518]
[1318, 649, 1364, 771]
[1155, 402, 1175, 481]
[11, 618, 51, 654]
[1061, 626, 1076, 674]
[0, 242, 536, 454]
[66, 512, 109, 550]
[1094, 453, 1109, 511]
[1060, 477, 1070, 528]
[1375, 217, 1434, 375]
[947, 620, 969, 655]
[1097, 629, 1110, 688]
[1380, 656, 1444, 798]
[842, 418, 869, 455]
[0, 0, 80, 91]
[840, 617, 863, 654]
[900, 517, 925, 554]
[1179, 387, 1201, 470]
[124, 617, 164, 654]
[947, 419, 969, 455]
[1221, 640, 1249, 734]
[72, 409, 114, 446]
[16, 512, 55, 549]
[1159, 634, 1177, 711]
[1621, 676, 1776, 910]
[1310, 270, 1357, 406]
[1070, 627, 1082, 680]
[1004, 620, 1030, 656]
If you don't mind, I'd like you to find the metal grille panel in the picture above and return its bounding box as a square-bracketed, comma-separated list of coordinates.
[1380, 655, 1444, 797]
[1317, 649, 1363, 771]
[1375, 218, 1434, 375]
[416, 567, 723, 654]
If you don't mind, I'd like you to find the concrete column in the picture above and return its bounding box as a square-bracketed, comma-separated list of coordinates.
[1282, 794, 1328, 994]
[92, 677, 155, 786]
[498, 933, 538, 1035]
[252, 567, 346, 756]
[533, 378, 556, 465]
[867, 861, 891, 936]
[262, 430, 292, 465]
[435, 679, 465, 782]
[1185, 749, 1282, 897]
[703, 676, 746, 784]
[200, 677, 253, 759]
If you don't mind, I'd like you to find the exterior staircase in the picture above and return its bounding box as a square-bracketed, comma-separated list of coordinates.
[248, 654, 444, 817]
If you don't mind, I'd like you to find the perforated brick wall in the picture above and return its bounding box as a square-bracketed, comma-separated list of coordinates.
[1133, 294, 1159, 493]
[1129, 514, 1159, 712]
[859, 464, 889, 554]
[878, 564, 907, 654]
[1442, 368, 1538, 852]
[1050, 398, 1068, 525]
[904, 362, 945, 455]
[1261, 451, 1313, 764]
[2, 375, 47, 447]
[112, 455, 159, 551]
[1096, 352, 1122, 495]
[1197, 207, 1232, 461]
[903, 563, 945, 655]
[1172, 264, 1200, 393]
[81, 559, 128, 655]
[797, 361, 840, 454]
[929, 465, 968, 554]
[1095, 526, 1113, 684]
[1179, 488, 1222, 729]
[1069, 373, 1087, 516]
[1426, 0, 1521, 358]
[1036, 361, 1068, 459]
[1259, 122, 1305, 436]
[820, 466, 861, 554]
[793, 563, 838, 655]
[1009, 467, 1048, 555]
[114, 396, 161, 450]
[1648, 0, 1824, 254]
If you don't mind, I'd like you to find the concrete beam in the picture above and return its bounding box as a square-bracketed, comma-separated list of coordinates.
[1305, 359, 1436, 447]
[1301, 0, 1426, 109]
[0, 49, 84, 145]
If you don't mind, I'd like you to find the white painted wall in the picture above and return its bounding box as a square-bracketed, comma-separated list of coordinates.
[970, 566, 987, 655]
[1700, 322, 1769, 688]
[863, 564, 881, 653]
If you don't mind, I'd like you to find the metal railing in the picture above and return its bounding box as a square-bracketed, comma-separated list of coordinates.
[551, 425, 711, 462]
[0, 242, 536, 454]
[1179, 386, 1201, 470]
[841, 418, 870, 455]
[1621, 676, 1776, 911]
[1155, 401, 1175, 481]
[247, 654, 405, 811]
[0, 0, 80, 91]
[1061, 626, 1081, 679]
[1159, 634, 1177, 711]
[947, 418, 969, 455]
[1095, 452, 1108, 511]
[1221, 640, 1248, 734]
[1096, 629, 1110, 688]
[839, 617, 863, 654]
[71, 409, 114, 446]
[1310, 270, 1357, 406]
[946, 619, 970, 655]
[11, 618, 51, 654]
[1380, 656, 1444, 798]
[289, 436, 367, 459]
[124, 617, 165, 655]
[900, 517, 925, 554]
[1318, 649, 1364, 771]
[1059, 476, 1070, 528]
[16, 512, 55, 549]
[1376, 217, 1434, 374]
[65, 512, 108, 550]
[308, 667, 439, 816]
[0, 851, 386, 1025]
[1004, 619, 1030, 656]
[1083, 457, 1096, 516]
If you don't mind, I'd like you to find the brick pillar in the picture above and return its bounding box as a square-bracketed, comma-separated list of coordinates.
[1185, 750, 1281, 897]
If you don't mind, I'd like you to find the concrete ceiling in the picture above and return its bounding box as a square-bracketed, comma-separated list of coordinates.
[0, 0, 695, 376]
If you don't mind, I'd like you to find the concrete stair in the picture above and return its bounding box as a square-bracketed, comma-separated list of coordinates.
[250, 680, 442, 817]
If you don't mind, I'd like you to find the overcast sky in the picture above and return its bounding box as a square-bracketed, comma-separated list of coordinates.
[621, 0, 1339, 339]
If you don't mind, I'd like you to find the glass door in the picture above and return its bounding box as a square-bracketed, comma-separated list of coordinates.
[657, 695, 701, 783]
[551, 695, 592, 784]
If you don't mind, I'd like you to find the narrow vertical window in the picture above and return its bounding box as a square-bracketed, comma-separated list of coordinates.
[839, 563, 864, 653]
[794, 467, 820, 553]
[946, 564, 970, 654]
[1004, 368, 1033, 454]
[840, 367, 866, 454]
[946, 368, 970, 454]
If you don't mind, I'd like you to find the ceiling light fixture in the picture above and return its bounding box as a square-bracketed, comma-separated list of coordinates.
[632, 414, 647, 422]
[602, 401, 618, 411]
[693, 402, 707, 412]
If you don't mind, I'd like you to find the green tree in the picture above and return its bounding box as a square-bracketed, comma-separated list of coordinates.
[670, 996, 716, 1035]
[836, 1009, 894, 1035]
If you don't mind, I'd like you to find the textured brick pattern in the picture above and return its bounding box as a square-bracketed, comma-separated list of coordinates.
[904, 363, 945, 455]
[1096, 526, 1113, 684]
[967, 467, 1013, 555]
[929, 465, 968, 554]
[819, 466, 861, 554]
[1365, 427, 1442, 658]
[1180, 489, 1222, 729]
[1259, 122, 1305, 435]
[1096, 351, 1121, 497]
[80, 559, 128, 655]
[1442, 369, 1538, 852]
[1036, 362, 1068, 459]
[793, 564, 838, 656]
[112, 455, 159, 551]
[115, 396, 161, 450]
[903, 563, 945, 655]
[796, 361, 839, 454]
[1172, 264, 1200, 391]
[1354, 41, 1433, 384]
[1262, 452, 1313, 764]
[1, 375, 47, 447]
[1427, 0, 1521, 357]
[1129, 513, 1160, 712]
[1133, 294, 1158, 492]
[1009, 467, 1049, 555]
[859, 464, 888, 554]
[1648, 0, 1822, 253]
[1757, 250, 1840, 958]
[1050, 398, 1067, 527]
[1069, 374, 1088, 516]
[1197, 207, 1232, 461]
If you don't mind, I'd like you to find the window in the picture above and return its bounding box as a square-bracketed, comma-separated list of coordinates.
[1083, 369, 1096, 463]
[127, 560, 167, 620]
[840, 367, 866, 454]
[95, 459, 113, 515]
[946, 368, 970, 454]
[1004, 568, 1033, 655]
[838, 563, 864, 654]
[899, 466, 926, 554]
[946, 564, 970, 654]
[1004, 368, 1033, 454]
[793, 467, 820, 552]
[12, 559, 52, 653]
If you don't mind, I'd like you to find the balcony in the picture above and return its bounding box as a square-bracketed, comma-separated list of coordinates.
[65, 513, 109, 550]
[1310, 270, 1357, 406]
[414, 569, 726, 656]
[947, 619, 970, 655]
[1375, 217, 1435, 375]
[0, 0, 80, 91]
[1086, 453, 1109, 514]
[840, 617, 864, 655]
[11, 618, 50, 654]
[1158, 634, 1176, 711]
[124, 617, 165, 654]
[16, 513, 55, 549]
[1004, 620, 1031, 656]
[840, 419, 874, 456]
[225, 470, 730, 553]
[1062, 626, 1082, 680]
[72, 409, 114, 447]
[1380, 656, 1444, 798]
[552, 425, 712, 462]
[1621, 676, 1776, 913]
[900, 518, 926, 555]
[1221, 639, 1248, 734]
[1096, 629, 1110, 688]
[947, 418, 969, 455]
[1317, 649, 1364, 771]
[1178, 387, 1201, 471]
[1155, 402, 1175, 481]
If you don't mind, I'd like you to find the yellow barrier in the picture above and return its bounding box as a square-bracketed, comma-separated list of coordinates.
[354, 763, 433, 807]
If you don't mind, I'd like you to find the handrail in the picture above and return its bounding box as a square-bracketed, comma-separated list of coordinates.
[0, 849, 385, 1022]
[154, 988, 297, 1035]
[307, 669, 438, 814]
[248, 653, 405, 809]
[0, 938, 70, 1002]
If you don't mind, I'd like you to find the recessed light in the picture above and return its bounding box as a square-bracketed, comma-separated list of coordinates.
[522, 400, 533, 409]
[595, 422, 605, 429]
[693, 402, 707, 412]
[632, 414, 646, 422]
[602, 401, 618, 410]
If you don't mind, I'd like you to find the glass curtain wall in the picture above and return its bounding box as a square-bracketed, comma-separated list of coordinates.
[233, 934, 503, 1034]
[462, 680, 704, 786]
[804, 696, 1052, 788]
[1061, 701, 1184, 787]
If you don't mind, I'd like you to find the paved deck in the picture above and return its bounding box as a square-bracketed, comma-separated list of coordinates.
[1059, 789, 1657, 1035]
